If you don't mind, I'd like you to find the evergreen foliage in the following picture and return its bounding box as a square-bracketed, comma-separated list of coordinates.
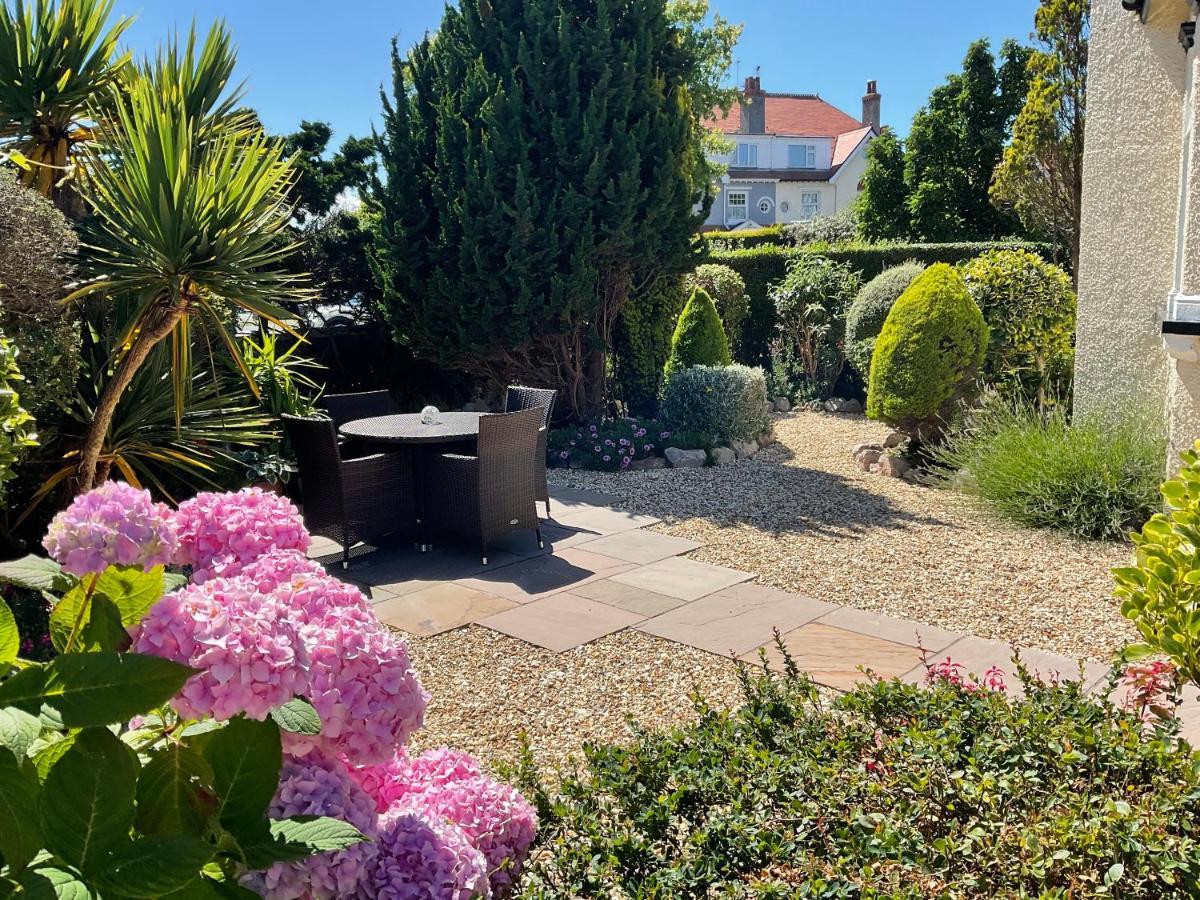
[660, 364, 768, 444]
[373, 0, 704, 419]
[613, 275, 687, 417]
[684, 264, 748, 348]
[664, 288, 730, 377]
[856, 129, 908, 241]
[866, 264, 988, 441]
[844, 262, 926, 378]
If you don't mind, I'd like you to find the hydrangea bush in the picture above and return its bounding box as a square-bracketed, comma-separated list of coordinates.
[0, 482, 536, 898]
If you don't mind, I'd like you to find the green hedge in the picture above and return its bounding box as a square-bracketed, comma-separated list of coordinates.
[710, 240, 1059, 366]
[698, 225, 785, 251]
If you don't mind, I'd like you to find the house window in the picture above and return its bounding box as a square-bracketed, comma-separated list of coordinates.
[799, 191, 821, 219]
[735, 143, 758, 167]
[726, 190, 748, 223]
[788, 144, 816, 169]
[758, 197, 774, 215]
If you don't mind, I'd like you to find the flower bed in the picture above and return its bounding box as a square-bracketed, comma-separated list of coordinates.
[549, 418, 685, 471]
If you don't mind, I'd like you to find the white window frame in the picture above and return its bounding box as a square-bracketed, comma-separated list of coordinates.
[726, 189, 749, 224]
[799, 191, 821, 220]
[757, 197, 774, 215]
[788, 144, 817, 169]
[735, 143, 758, 167]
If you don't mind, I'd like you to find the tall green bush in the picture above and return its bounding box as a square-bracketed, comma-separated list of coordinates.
[959, 249, 1076, 408]
[613, 275, 686, 417]
[0, 333, 37, 506]
[685, 264, 748, 350]
[843, 261, 926, 377]
[866, 264, 988, 441]
[770, 256, 861, 401]
[660, 364, 768, 444]
[664, 288, 730, 377]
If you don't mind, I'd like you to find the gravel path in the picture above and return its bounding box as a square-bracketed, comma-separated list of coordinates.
[550, 411, 1137, 663]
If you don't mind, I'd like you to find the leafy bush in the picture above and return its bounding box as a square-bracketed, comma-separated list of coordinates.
[771, 256, 861, 400]
[783, 204, 858, 245]
[843, 261, 925, 377]
[660, 364, 769, 444]
[0, 482, 537, 897]
[867, 264, 988, 441]
[663, 288, 731, 377]
[960, 248, 1076, 408]
[548, 418, 675, 471]
[698, 224, 785, 251]
[1115, 439, 1200, 685]
[684, 264, 749, 349]
[0, 333, 36, 506]
[613, 276, 686, 417]
[929, 398, 1164, 539]
[517, 646, 1200, 898]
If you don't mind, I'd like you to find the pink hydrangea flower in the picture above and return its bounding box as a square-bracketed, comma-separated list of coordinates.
[43, 481, 176, 576]
[243, 751, 378, 899]
[349, 748, 483, 814]
[365, 806, 490, 900]
[133, 579, 307, 721]
[173, 488, 309, 582]
[238, 549, 328, 593]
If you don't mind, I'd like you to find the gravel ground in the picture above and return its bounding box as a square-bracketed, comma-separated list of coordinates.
[401, 626, 745, 774]
[550, 410, 1137, 663]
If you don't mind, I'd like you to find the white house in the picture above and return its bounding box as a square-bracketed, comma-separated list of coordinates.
[702, 76, 881, 230]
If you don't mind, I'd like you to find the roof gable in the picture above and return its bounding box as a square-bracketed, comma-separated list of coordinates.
[711, 94, 866, 138]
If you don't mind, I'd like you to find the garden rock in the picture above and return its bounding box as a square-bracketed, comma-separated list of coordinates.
[630, 457, 666, 471]
[665, 447, 706, 468]
[884, 431, 908, 449]
[732, 440, 758, 460]
[757, 429, 776, 448]
[856, 449, 882, 471]
[852, 442, 883, 457]
[878, 455, 911, 479]
[712, 447, 736, 466]
[773, 397, 791, 413]
[824, 398, 863, 414]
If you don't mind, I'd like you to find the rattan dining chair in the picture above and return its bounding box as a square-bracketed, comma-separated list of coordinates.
[426, 406, 544, 565]
[282, 414, 414, 567]
[319, 390, 400, 429]
[504, 385, 556, 518]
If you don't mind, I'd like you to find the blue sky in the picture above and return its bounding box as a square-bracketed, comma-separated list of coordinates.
[114, 0, 1042, 146]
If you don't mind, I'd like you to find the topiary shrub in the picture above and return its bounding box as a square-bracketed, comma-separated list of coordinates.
[771, 255, 861, 400]
[685, 264, 749, 350]
[663, 288, 731, 378]
[614, 276, 687, 417]
[844, 261, 925, 377]
[866, 263, 988, 442]
[660, 364, 769, 444]
[959, 249, 1076, 408]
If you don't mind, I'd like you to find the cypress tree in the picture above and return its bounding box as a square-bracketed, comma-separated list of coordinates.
[372, 0, 703, 420]
[664, 288, 731, 377]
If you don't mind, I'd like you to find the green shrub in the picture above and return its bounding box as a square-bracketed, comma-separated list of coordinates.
[959, 249, 1076, 408]
[0, 333, 36, 507]
[613, 275, 687, 417]
[660, 364, 769, 444]
[684, 264, 748, 349]
[517, 649, 1200, 898]
[698, 224, 785, 251]
[782, 205, 859, 246]
[1115, 439, 1200, 685]
[929, 398, 1164, 540]
[866, 263, 988, 441]
[663, 288, 730, 377]
[843, 261, 925, 377]
[771, 256, 861, 401]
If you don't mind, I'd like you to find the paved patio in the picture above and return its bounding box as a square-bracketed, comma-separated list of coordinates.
[309, 486, 1200, 740]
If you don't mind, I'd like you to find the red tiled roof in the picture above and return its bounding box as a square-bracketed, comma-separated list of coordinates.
[710, 94, 867, 138]
[832, 126, 874, 167]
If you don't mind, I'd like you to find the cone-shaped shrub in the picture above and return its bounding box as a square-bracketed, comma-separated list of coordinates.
[844, 261, 925, 377]
[866, 264, 988, 441]
[664, 288, 731, 377]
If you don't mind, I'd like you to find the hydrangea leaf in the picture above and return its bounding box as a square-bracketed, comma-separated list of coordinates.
[201, 716, 281, 840]
[269, 699, 321, 736]
[50, 567, 165, 651]
[0, 556, 73, 595]
[0, 706, 41, 760]
[91, 835, 214, 898]
[136, 745, 214, 837]
[0, 653, 193, 728]
[0, 747, 44, 871]
[241, 816, 366, 867]
[0, 598, 18, 665]
[11, 866, 91, 900]
[38, 728, 137, 873]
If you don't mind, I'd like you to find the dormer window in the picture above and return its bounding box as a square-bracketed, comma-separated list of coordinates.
[735, 143, 758, 167]
[788, 144, 817, 169]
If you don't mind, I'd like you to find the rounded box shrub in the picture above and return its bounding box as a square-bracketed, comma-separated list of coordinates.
[844, 261, 925, 377]
[685, 264, 749, 350]
[660, 364, 769, 444]
[866, 263, 988, 441]
[663, 287, 731, 377]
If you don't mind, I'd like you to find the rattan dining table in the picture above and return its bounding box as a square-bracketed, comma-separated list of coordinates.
[339, 412, 486, 550]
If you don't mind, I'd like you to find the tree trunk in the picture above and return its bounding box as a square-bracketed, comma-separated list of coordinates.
[76, 302, 187, 493]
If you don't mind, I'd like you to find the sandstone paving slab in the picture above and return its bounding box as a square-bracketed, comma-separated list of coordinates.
[549, 486, 620, 506]
[554, 506, 661, 536]
[455, 547, 633, 602]
[637, 582, 831, 656]
[742, 622, 925, 691]
[374, 583, 518, 637]
[814, 605, 961, 654]
[479, 592, 645, 652]
[580, 530, 702, 565]
[612, 556, 753, 603]
[570, 578, 686, 618]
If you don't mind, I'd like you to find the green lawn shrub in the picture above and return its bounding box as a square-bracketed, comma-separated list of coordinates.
[866, 264, 988, 441]
[770, 255, 861, 401]
[660, 364, 769, 444]
[929, 397, 1164, 540]
[698, 224, 785, 251]
[782, 206, 858, 245]
[959, 248, 1076, 408]
[844, 261, 926, 378]
[663, 288, 730, 378]
[613, 275, 686, 416]
[516, 648, 1200, 898]
[684, 264, 749, 350]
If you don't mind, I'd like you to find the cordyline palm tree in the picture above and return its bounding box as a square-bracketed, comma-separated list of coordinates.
[69, 23, 310, 492]
[0, 0, 131, 204]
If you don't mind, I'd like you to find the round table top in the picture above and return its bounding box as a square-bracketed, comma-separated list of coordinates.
[339, 411, 485, 444]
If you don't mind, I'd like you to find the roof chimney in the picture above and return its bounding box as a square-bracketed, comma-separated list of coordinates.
[862, 80, 881, 131]
[740, 73, 766, 134]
